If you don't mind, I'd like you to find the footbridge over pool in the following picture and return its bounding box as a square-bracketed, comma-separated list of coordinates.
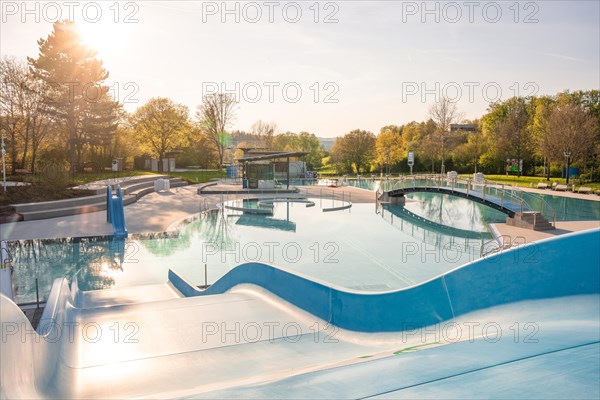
[377, 175, 557, 231]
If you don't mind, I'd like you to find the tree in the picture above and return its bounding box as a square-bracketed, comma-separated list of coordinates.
[130, 98, 191, 172]
[272, 131, 323, 169]
[428, 97, 463, 174]
[0, 56, 54, 173]
[404, 120, 438, 172]
[375, 126, 404, 174]
[251, 120, 277, 149]
[331, 129, 375, 174]
[196, 93, 237, 169]
[546, 103, 598, 182]
[28, 20, 115, 176]
[451, 120, 488, 173]
[490, 98, 534, 176]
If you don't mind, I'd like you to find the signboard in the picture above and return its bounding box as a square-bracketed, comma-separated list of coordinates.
[505, 159, 522, 174]
[407, 152, 414, 166]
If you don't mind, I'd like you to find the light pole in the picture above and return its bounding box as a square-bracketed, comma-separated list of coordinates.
[1, 134, 6, 192]
[385, 151, 390, 177]
[440, 135, 446, 176]
[564, 151, 572, 185]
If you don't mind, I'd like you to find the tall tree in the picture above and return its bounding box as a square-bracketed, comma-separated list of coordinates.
[546, 103, 598, 175]
[428, 97, 463, 174]
[196, 93, 237, 169]
[130, 98, 191, 172]
[251, 120, 277, 149]
[0, 56, 54, 173]
[375, 126, 404, 173]
[483, 97, 535, 175]
[331, 129, 376, 174]
[272, 131, 323, 169]
[28, 20, 113, 176]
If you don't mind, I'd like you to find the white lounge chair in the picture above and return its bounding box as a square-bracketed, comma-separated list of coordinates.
[578, 186, 592, 194]
[554, 184, 568, 191]
[537, 182, 548, 189]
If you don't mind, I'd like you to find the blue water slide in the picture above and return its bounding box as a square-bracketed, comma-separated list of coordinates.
[106, 185, 128, 238]
[169, 228, 600, 332]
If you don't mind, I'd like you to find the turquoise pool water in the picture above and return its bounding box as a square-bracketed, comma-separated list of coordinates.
[345, 179, 600, 221]
[9, 193, 506, 304]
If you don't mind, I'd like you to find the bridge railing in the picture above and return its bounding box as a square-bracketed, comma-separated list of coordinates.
[382, 174, 557, 228]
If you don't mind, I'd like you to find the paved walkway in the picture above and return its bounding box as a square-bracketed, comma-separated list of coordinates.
[1, 181, 598, 243]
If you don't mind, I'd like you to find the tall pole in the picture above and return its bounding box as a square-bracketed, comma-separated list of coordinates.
[564, 151, 571, 185]
[1, 134, 6, 192]
[440, 134, 446, 176]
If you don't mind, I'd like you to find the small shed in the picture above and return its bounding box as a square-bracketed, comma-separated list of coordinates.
[236, 149, 308, 189]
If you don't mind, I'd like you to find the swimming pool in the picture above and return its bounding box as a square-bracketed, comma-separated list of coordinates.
[9, 193, 506, 304]
[345, 179, 600, 221]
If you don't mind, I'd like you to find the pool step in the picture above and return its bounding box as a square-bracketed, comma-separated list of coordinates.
[507, 212, 555, 231]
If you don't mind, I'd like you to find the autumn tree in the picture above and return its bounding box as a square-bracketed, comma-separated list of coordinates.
[130, 98, 191, 172]
[375, 125, 404, 173]
[196, 93, 237, 169]
[331, 129, 376, 174]
[272, 131, 324, 169]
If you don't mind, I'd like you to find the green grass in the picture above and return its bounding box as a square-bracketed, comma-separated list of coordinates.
[462, 174, 600, 190]
[166, 170, 225, 183]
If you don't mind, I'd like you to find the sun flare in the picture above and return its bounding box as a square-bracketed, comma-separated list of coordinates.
[77, 22, 126, 59]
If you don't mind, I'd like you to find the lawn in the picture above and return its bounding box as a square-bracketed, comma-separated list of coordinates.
[166, 170, 225, 183]
[463, 174, 600, 190]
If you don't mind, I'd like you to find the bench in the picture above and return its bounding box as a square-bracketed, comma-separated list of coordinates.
[578, 186, 593, 194]
[536, 182, 548, 189]
[554, 184, 568, 191]
[83, 167, 94, 173]
[14, 169, 31, 175]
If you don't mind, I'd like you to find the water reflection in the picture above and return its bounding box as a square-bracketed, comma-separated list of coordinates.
[9, 236, 127, 303]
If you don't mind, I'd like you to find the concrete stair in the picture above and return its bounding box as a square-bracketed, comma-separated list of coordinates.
[507, 211, 554, 231]
[11, 178, 189, 221]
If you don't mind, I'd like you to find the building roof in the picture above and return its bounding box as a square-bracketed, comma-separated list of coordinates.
[236, 152, 309, 162]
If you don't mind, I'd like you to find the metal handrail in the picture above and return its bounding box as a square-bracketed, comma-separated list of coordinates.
[378, 174, 557, 228]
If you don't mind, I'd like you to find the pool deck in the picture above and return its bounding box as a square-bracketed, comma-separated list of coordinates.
[0, 182, 597, 244]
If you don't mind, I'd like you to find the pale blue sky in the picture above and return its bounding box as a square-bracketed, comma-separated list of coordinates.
[1, 1, 599, 137]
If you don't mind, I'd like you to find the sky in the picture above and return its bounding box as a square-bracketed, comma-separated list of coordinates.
[1, 0, 599, 137]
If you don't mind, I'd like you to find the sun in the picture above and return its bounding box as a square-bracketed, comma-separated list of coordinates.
[77, 21, 126, 59]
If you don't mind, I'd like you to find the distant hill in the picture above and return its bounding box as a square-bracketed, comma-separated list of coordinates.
[318, 137, 336, 151]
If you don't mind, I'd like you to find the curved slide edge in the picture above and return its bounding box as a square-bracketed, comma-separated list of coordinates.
[0, 277, 74, 399]
[170, 228, 600, 332]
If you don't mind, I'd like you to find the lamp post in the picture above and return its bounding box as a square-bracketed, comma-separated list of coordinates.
[385, 151, 390, 177]
[564, 151, 572, 185]
[1, 134, 6, 192]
